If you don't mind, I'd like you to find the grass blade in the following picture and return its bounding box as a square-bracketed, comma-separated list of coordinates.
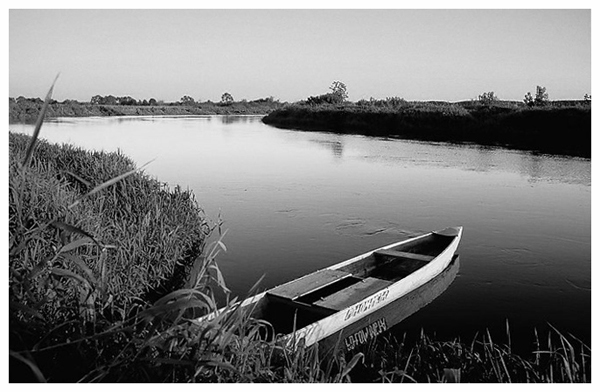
[51, 267, 92, 289]
[50, 220, 99, 248]
[10, 350, 46, 382]
[68, 159, 154, 209]
[340, 352, 364, 380]
[22, 73, 60, 167]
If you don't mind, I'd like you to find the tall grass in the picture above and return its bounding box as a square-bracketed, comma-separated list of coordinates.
[356, 323, 590, 383]
[9, 80, 213, 381]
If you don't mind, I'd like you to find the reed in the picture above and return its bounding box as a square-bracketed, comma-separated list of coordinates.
[356, 323, 590, 383]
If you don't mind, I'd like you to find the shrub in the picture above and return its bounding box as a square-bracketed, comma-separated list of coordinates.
[524, 86, 549, 107]
[478, 91, 499, 105]
[306, 92, 344, 105]
[220, 92, 234, 106]
[329, 81, 348, 102]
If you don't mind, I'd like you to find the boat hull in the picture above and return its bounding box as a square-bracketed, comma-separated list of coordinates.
[281, 227, 463, 348]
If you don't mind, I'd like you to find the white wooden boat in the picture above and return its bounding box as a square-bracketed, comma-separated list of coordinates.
[197, 226, 463, 353]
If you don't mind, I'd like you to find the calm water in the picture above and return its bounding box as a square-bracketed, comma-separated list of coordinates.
[10, 115, 591, 352]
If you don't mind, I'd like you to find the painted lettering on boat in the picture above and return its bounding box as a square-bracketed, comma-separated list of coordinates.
[344, 318, 388, 351]
[344, 289, 389, 321]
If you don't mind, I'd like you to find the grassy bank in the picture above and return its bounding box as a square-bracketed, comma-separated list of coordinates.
[9, 131, 214, 381]
[9, 98, 284, 123]
[262, 101, 591, 158]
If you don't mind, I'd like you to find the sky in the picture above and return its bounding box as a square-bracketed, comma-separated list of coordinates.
[8, 6, 592, 103]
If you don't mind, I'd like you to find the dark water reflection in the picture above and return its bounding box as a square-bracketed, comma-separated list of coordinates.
[10, 115, 591, 353]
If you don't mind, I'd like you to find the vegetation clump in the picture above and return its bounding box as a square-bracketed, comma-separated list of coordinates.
[355, 325, 590, 383]
[9, 129, 216, 381]
[261, 82, 590, 157]
[524, 86, 550, 107]
[263, 98, 590, 158]
[9, 95, 285, 123]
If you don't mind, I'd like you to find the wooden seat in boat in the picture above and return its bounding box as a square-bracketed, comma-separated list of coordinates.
[268, 269, 352, 300]
[374, 249, 435, 262]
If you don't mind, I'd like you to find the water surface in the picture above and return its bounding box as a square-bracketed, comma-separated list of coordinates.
[10, 115, 591, 352]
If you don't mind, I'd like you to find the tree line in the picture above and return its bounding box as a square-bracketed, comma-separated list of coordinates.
[10, 81, 591, 108]
[300, 81, 591, 108]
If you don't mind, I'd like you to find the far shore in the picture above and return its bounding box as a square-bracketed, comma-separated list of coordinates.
[9, 98, 591, 158]
[262, 101, 591, 158]
[9, 99, 281, 124]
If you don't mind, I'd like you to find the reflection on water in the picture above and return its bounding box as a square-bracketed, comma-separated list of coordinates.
[9, 115, 590, 352]
[321, 255, 460, 355]
[219, 115, 260, 124]
[309, 137, 345, 159]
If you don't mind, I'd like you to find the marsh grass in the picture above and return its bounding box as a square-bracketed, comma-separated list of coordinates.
[355, 322, 590, 383]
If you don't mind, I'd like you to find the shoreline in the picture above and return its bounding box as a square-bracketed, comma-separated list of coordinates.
[9, 100, 280, 124]
[262, 103, 591, 158]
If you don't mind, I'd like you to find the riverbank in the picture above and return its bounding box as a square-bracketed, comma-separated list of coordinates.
[9, 131, 213, 381]
[262, 101, 591, 158]
[9, 98, 283, 123]
[9, 131, 590, 382]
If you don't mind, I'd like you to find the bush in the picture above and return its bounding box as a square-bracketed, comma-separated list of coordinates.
[306, 92, 345, 105]
[524, 86, 549, 107]
[478, 91, 498, 105]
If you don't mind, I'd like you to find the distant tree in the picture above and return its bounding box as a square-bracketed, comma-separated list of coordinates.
[478, 91, 498, 105]
[90, 95, 103, 105]
[104, 95, 118, 105]
[221, 92, 234, 105]
[524, 92, 534, 107]
[525, 86, 549, 107]
[584, 94, 591, 104]
[305, 81, 349, 105]
[149, 98, 157, 106]
[117, 96, 136, 106]
[329, 81, 348, 102]
[534, 86, 549, 106]
[180, 95, 195, 106]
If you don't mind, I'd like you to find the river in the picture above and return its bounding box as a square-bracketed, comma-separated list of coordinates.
[10, 115, 591, 353]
